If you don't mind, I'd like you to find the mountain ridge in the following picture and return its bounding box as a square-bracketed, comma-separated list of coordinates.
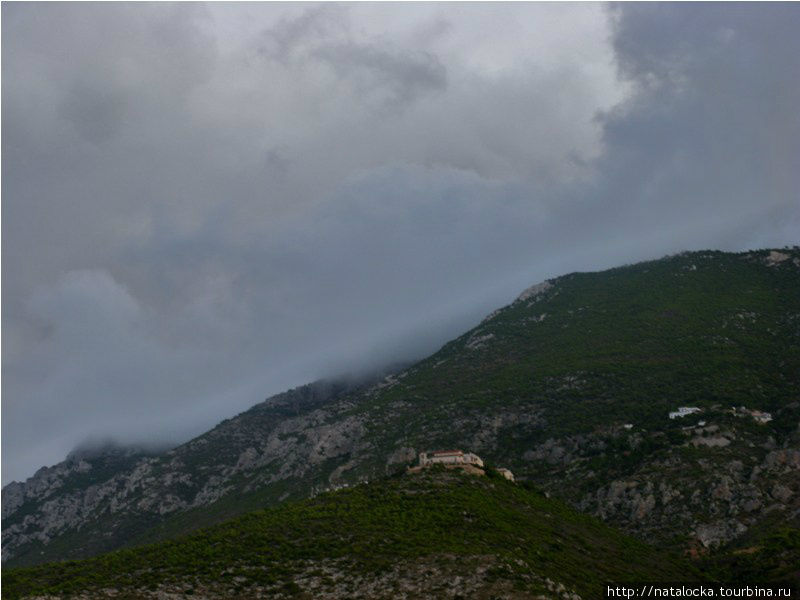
[3, 247, 799, 569]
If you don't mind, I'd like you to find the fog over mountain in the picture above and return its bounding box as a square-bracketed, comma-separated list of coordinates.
[3, 3, 799, 484]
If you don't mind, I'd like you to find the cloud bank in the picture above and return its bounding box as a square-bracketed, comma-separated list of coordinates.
[3, 3, 798, 484]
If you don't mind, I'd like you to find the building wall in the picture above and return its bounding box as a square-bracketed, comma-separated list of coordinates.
[419, 451, 484, 468]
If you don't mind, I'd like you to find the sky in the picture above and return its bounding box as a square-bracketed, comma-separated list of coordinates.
[2, 3, 799, 485]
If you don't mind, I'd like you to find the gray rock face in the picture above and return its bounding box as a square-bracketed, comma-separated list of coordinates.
[516, 280, 553, 303]
[695, 520, 748, 548]
[567, 432, 800, 550]
[2, 482, 25, 520]
[6, 375, 799, 566]
[2, 460, 86, 519]
[2, 377, 376, 564]
[1, 446, 158, 560]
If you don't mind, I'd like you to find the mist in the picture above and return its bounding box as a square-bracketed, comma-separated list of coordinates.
[3, 3, 799, 484]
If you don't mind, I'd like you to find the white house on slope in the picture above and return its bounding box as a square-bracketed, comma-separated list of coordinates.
[669, 406, 701, 419]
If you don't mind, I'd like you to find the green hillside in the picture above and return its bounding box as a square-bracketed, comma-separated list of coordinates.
[3, 469, 699, 599]
[368, 249, 799, 442]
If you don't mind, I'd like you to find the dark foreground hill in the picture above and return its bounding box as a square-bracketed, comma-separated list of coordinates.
[3, 469, 698, 599]
[3, 248, 799, 571]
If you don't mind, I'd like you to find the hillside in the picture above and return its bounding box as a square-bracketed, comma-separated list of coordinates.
[3, 468, 698, 599]
[3, 248, 799, 569]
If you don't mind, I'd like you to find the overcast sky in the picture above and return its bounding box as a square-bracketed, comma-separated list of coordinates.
[3, 3, 799, 485]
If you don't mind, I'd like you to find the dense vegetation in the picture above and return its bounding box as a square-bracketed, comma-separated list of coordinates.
[3, 469, 698, 599]
[368, 249, 799, 443]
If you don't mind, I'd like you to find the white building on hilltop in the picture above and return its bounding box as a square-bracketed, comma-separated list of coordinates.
[418, 449, 484, 468]
[411, 449, 516, 482]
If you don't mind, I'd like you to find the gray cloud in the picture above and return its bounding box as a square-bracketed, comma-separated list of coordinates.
[259, 4, 349, 63]
[591, 3, 800, 244]
[312, 41, 447, 111]
[3, 3, 798, 484]
[260, 5, 447, 111]
[59, 81, 130, 144]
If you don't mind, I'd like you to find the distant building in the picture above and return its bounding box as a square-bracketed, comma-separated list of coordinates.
[418, 449, 484, 468]
[669, 406, 701, 419]
[411, 450, 516, 483]
[731, 406, 772, 424]
[751, 410, 772, 424]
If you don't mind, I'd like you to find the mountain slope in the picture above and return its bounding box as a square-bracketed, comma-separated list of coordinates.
[3, 469, 698, 599]
[4, 248, 799, 567]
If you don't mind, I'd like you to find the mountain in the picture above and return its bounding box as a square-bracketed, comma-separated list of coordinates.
[3, 468, 698, 599]
[3, 248, 799, 570]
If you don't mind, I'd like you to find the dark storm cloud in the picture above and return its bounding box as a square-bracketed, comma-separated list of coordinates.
[3, 3, 798, 484]
[590, 3, 800, 247]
